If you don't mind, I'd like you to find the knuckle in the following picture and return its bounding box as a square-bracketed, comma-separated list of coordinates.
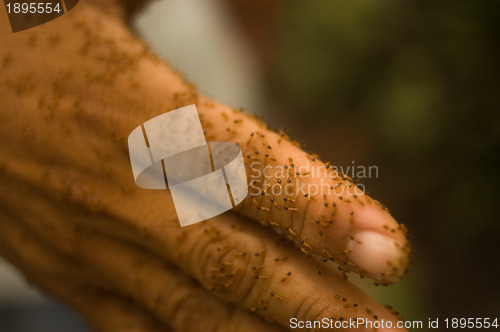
[161, 280, 222, 332]
[192, 228, 266, 304]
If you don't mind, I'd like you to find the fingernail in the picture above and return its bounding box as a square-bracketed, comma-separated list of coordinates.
[347, 231, 403, 281]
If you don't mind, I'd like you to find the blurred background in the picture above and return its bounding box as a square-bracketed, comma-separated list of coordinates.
[1, 0, 499, 330]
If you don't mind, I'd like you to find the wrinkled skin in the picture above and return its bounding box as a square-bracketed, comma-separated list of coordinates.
[0, 1, 411, 331]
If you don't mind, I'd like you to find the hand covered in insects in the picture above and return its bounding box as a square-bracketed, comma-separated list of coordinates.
[0, 1, 411, 331]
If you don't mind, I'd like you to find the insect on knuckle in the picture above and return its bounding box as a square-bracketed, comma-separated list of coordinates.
[201, 240, 263, 303]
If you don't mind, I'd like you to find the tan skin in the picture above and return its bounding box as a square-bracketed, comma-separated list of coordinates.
[0, 1, 411, 331]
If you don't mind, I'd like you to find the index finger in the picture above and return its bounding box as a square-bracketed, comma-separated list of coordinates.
[197, 98, 411, 284]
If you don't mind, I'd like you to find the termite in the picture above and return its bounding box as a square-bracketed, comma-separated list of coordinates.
[251, 145, 259, 155]
[252, 197, 261, 210]
[269, 220, 280, 227]
[285, 226, 297, 237]
[299, 246, 310, 256]
[277, 130, 289, 144]
[301, 240, 312, 251]
[269, 292, 284, 300]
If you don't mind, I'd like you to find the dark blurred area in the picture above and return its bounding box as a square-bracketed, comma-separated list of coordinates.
[229, 0, 500, 324]
[0, 302, 88, 332]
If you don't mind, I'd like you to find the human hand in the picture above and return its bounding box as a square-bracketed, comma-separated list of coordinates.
[0, 1, 411, 331]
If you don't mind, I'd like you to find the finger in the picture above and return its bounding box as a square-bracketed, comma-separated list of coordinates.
[0, 195, 287, 332]
[0, 226, 169, 332]
[35, 280, 170, 332]
[0, 172, 406, 331]
[199, 100, 412, 283]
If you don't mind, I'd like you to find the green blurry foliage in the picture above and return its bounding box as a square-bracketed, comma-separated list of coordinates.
[269, 0, 500, 320]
